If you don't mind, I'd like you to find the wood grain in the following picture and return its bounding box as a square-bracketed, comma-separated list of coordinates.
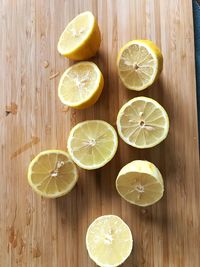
[0, 0, 199, 266]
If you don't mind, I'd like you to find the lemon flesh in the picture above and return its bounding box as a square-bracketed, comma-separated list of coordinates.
[28, 150, 78, 198]
[117, 97, 169, 148]
[117, 40, 163, 90]
[67, 120, 118, 170]
[86, 215, 133, 267]
[116, 160, 164, 207]
[57, 11, 101, 60]
[58, 62, 104, 109]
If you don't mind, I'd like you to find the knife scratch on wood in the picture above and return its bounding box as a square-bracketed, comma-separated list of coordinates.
[11, 137, 40, 159]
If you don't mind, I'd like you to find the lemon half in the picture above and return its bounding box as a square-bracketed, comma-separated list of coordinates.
[67, 120, 118, 170]
[86, 215, 133, 267]
[116, 160, 164, 206]
[28, 150, 78, 198]
[57, 11, 101, 60]
[117, 40, 163, 90]
[58, 61, 104, 109]
[117, 97, 169, 148]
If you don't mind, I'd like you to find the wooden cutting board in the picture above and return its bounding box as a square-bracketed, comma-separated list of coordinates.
[1, 0, 199, 266]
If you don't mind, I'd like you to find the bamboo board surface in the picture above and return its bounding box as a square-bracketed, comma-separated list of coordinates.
[0, 0, 200, 266]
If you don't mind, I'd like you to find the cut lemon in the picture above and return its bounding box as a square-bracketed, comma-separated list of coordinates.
[117, 40, 163, 90]
[67, 120, 118, 170]
[116, 160, 164, 206]
[58, 62, 104, 109]
[86, 215, 133, 267]
[28, 150, 78, 198]
[117, 97, 169, 148]
[57, 11, 101, 60]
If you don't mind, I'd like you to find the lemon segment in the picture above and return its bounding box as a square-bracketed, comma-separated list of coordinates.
[57, 11, 101, 60]
[116, 160, 164, 207]
[86, 215, 133, 267]
[28, 150, 78, 198]
[58, 62, 104, 109]
[117, 97, 169, 148]
[67, 120, 118, 170]
[117, 40, 163, 90]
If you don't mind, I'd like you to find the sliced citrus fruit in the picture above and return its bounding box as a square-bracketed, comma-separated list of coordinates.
[117, 40, 163, 90]
[57, 11, 101, 60]
[67, 120, 118, 170]
[117, 97, 169, 148]
[116, 160, 164, 206]
[58, 61, 104, 109]
[86, 215, 133, 267]
[28, 150, 78, 198]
